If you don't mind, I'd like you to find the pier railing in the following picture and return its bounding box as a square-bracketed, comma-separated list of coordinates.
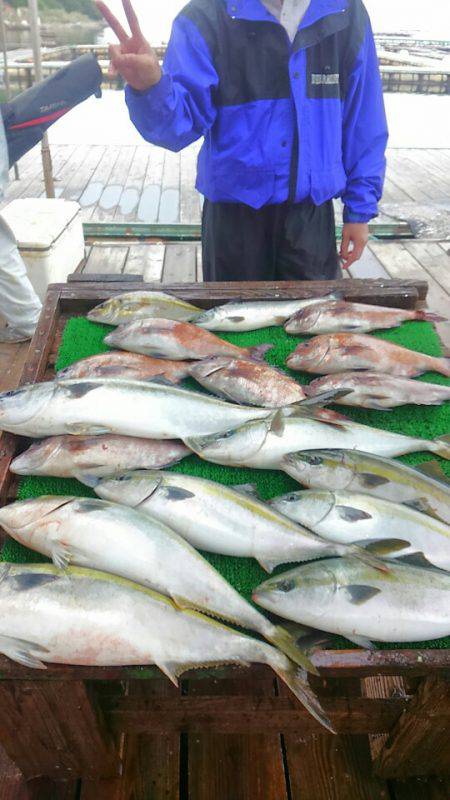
[2, 42, 450, 95]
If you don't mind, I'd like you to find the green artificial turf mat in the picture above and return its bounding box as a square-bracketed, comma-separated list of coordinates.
[2, 314, 450, 652]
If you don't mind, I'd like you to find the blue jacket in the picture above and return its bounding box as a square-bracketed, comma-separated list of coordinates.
[126, 0, 388, 222]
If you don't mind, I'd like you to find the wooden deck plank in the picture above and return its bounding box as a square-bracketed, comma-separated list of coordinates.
[0, 340, 30, 393]
[83, 244, 129, 275]
[348, 244, 390, 280]
[59, 145, 106, 204]
[79, 145, 123, 220]
[285, 734, 388, 800]
[180, 143, 201, 224]
[123, 243, 165, 281]
[187, 676, 288, 800]
[114, 145, 151, 222]
[394, 151, 449, 203]
[158, 150, 181, 224]
[369, 241, 450, 352]
[136, 148, 165, 223]
[403, 241, 450, 295]
[4, 144, 76, 203]
[95, 147, 137, 222]
[384, 151, 435, 203]
[391, 777, 450, 799]
[162, 243, 197, 283]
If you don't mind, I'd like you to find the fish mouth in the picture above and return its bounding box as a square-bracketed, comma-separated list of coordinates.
[10, 438, 62, 474]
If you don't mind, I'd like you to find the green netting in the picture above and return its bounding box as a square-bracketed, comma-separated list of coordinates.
[2, 314, 450, 651]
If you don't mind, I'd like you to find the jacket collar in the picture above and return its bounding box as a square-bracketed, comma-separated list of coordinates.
[224, 0, 349, 28]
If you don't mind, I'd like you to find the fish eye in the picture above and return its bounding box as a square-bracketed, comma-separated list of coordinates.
[117, 475, 131, 482]
[286, 494, 298, 503]
[221, 431, 233, 440]
[276, 579, 296, 593]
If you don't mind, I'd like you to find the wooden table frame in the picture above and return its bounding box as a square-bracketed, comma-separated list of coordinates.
[0, 279, 448, 786]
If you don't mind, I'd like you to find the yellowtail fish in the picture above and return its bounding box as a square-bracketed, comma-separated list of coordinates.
[87, 291, 202, 325]
[253, 559, 450, 645]
[269, 488, 450, 571]
[0, 496, 313, 672]
[193, 291, 345, 332]
[0, 378, 277, 439]
[0, 562, 334, 731]
[185, 412, 450, 470]
[281, 449, 450, 525]
[90, 470, 388, 573]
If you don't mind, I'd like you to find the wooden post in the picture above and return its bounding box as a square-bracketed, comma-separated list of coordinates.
[27, 0, 55, 198]
[0, 1, 19, 179]
[374, 676, 450, 778]
[0, 680, 121, 780]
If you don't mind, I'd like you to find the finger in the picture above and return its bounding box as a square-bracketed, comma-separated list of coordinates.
[96, 1, 129, 43]
[343, 243, 365, 270]
[340, 230, 350, 260]
[111, 51, 145, 70]
[122, 0, 142, 37]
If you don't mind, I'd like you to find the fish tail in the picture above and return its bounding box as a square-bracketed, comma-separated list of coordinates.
[272, 661, 336, 734]
[416, 310, 448, 324]
[248, 344, 273, 361]
[430, 434, 450, 460]
[268, 625, 319, 675]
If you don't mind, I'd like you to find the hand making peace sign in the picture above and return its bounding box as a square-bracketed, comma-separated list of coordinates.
[95, 0, 162, 91]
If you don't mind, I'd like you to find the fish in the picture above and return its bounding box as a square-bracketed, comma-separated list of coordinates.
[284, 300, 446, 335]
[193, 292, 345, 332]
[281, 450, 450, 526]
[57, 351, 191, 383]
[87, 291, 202, 325]
[189, 357, 307, 406]
[305, 372, 450, 410]
[0, 562, 333, 731]
[104, 319, 272, 362]
[10, 434, 190, 479]
[0, 378, 276, 439]
[185, 412, 450, 471]
[0, 496, 313, 672]
[90, 470, 388, 574]
[269, 489, 450, 572]
[286, 333, 450, 378]
[253, 558, 450, 645]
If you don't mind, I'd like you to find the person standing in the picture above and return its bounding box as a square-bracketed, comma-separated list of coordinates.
[98, 0, 388, 281]
[0, 116, 41, 342]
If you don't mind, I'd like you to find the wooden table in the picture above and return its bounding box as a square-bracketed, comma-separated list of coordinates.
[0, 279, 449, 800]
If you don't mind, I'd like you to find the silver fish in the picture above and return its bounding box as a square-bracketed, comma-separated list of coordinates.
[10, 434, 190, 479]
[104, 318, 272, 361]
[269, 488, 450, 572]
[282, 449, 450, 526]
[0, 562, 333, 731]
[193, 292, 345, 332]
[0, 496, 312, 671]
[285, 300, 445, 335]
[287, 333, 450, 378]
[91, 470, 386, 573]
[306, 372, 450, 410]
[185, 412, 450, 470]
[253, 559, 450, 644]
[189, 356, 307, 407]
[87, 291, 202, 325]
[0, 378, 276, 439]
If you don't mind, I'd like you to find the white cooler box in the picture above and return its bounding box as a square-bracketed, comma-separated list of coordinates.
[0, 198, 85, 301]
